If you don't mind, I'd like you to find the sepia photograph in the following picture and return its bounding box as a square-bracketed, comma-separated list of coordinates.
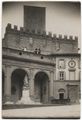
[2, 1, 81, 119]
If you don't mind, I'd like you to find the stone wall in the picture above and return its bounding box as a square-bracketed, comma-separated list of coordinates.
[56, 56, 80, 81]
[53, 80, 80, 104]
[3, 23, 78, 54]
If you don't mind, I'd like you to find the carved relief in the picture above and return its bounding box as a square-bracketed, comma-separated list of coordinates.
[56, 42, 60, 51]
[29, 37, 33, 46]
[58, 59, 65, 69]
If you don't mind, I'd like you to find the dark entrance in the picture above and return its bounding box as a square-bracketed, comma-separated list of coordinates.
[34, 72, 49, 103]
[58, 88, 65, 100]
[59, 93, 64, 100]
[11, 69, 28, 103]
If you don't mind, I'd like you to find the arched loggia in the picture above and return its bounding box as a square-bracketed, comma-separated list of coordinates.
[34, 71, 49, 103]
[11, 69, 29, 103]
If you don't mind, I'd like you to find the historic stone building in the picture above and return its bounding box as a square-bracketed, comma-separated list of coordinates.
[2, 4, 80, 104]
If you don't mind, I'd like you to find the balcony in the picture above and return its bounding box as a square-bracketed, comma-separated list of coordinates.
[2, 47, 55, 66]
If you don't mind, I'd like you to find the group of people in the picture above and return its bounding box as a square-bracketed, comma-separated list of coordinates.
[21, 47, 41, 55]
[34, 48, 41, 54]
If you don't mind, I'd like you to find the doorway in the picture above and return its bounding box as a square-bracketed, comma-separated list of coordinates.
[59, 93, 64, 100]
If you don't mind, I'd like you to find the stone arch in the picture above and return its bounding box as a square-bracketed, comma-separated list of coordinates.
[34, 71, 49, 103]
[58, 88, 65, 93]
[11, 68, 29, 103]
[34, 70, 50, 81]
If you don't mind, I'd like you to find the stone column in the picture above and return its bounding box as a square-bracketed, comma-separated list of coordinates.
[49, 71, 54, 97]
[29, 69, 34, 100]
[4, 65, 12, 102]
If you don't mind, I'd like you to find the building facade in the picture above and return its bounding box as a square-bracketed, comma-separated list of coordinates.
[2, 3, 80, 104]
[2, 23, 80, 104]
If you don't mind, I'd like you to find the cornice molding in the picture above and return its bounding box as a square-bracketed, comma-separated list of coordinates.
[3, 54, 55, 67]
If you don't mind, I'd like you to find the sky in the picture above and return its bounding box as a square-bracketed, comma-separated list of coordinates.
[2, 2, 81, 48]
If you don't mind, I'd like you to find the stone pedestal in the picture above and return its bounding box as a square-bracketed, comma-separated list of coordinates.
[17, 88, 41, 104]
[17, 86, 35, 104]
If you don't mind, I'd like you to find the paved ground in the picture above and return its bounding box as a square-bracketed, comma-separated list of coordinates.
[2, 104, 80, 118]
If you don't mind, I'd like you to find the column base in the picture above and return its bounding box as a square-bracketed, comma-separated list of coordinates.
[4, 95, 13, 104]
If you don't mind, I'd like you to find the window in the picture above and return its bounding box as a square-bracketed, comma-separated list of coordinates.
[59, 71, 65, 80]
[58, 59, 65, 69]
[69, 70, 75, 80]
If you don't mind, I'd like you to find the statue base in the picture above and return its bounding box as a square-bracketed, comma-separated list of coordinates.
[16, 89, 41, 105]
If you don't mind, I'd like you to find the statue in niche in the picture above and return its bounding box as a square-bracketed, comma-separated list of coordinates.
[16, 73, 42, 104]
